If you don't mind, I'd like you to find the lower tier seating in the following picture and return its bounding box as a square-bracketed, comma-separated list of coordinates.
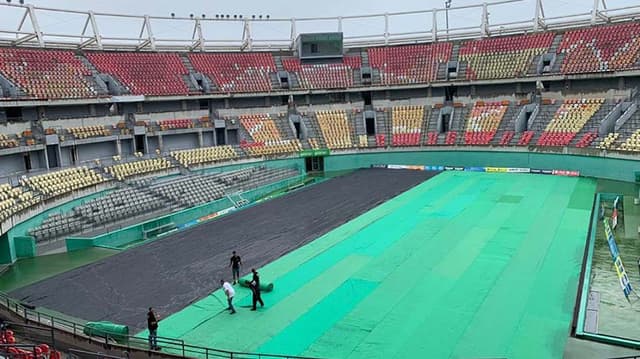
[20, 166, 106, 198]
[105, 158, 174, 180]
[170, 146, 238, 167]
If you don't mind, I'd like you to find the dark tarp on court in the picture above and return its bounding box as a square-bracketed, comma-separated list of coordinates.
[11, 169, 438, 330]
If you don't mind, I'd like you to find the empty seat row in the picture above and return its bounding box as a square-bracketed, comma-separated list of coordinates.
[158, 119, 194, 131]
[368, 43, 452, 85]
[170, 145, 238, 167]
[391, 106, 425, 147]
[0, 48, 96, 99]
[536, 98, 604, 146]
[282, 57, 361, 89]
[20, 166, 107, 198]
[559, 22, 640, 74]
[189, 52, 276, 93]
[460, 33, 554, 80]
[464, 102, 508, 145]
[315, 110, 354, 149]
[66, 125, 111, 139]
[105, 157, 174, 180]
[86, 52, 189, 96]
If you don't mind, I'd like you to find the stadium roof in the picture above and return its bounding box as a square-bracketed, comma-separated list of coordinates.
[0, 0, 638, 50]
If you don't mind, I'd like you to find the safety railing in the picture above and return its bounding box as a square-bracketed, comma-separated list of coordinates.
[0, 291, 324, 359]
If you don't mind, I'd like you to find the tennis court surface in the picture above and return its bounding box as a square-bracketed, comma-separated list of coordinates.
[152, 171, 596, 359]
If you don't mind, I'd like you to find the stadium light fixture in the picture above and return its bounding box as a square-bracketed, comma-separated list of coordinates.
[445, 0, 452, 39]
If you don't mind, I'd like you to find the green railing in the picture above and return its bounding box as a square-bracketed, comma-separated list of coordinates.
[0, 291, 324, 359]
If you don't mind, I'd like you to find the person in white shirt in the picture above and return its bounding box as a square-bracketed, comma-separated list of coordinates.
[220, 280, 236, 314]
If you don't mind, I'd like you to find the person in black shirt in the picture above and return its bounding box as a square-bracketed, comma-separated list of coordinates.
[250, 268, 264, 311]
[229, 251, 242, 285]
[147, 307, 159, 350]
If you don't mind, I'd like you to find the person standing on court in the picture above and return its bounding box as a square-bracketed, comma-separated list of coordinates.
[229, 251, 242, 285]
[250, 268, 264, 311]
[147, 307, 160, 350]
[221, 280, 236, 314]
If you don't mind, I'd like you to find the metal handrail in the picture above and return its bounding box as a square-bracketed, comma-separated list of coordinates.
[0, 291, 324, 359]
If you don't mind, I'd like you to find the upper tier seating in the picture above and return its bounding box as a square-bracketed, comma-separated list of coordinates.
[158, 119, 193, 131]
[368, 43, 452, 85]
[315, 110, 354, 149]
[66, 125, 111, 139]
[282, 56, 361, 89]
[20, 166, 106, 198]
[188, 52, 276, 93]
[536, 98, 604, 146]
[85, 52, 189, 96]
[171, 145, 237, 167]
[460, 33, 554, 80]
[105, 158, 174, 180]
[559, 22, 640, 74]
[0, 183, 39, 223]
[464, 102, 508, 145]
[239, 114, 301, 156]
[391, 106, 424, 146]
[0, 48, 96, 99]
[617, 129, 640, 152]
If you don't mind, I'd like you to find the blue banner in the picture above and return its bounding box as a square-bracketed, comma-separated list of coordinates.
[603, 219, 633, 299]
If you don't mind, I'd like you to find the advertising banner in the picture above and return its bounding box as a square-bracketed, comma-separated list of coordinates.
[603, 219, 633, 299]
[299, 149, 331, 157]
[485, 167, 508, 173]
[506, 167, 531, 173]
[465, 167, 486, 172]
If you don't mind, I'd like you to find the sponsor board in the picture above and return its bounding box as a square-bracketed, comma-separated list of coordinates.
[552, 169, 580, 177]
[604, 219, 633, 299]
[465, 167, 486, 172]
[506, 167, 531, 173]
[485, 167, 508, 173]
[381, 165, 578, 178]
[299, 149, 331, 157]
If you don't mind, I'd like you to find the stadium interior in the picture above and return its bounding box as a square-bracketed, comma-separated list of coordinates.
[0, 0, 639, 358]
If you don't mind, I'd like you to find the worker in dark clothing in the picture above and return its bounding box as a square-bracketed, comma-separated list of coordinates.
[229, 251, 242, 285]
[147, 307, 160, 350]
[250, 268, 264, 311]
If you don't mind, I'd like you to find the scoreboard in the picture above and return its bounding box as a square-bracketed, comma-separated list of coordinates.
[297, 32, 343, 59]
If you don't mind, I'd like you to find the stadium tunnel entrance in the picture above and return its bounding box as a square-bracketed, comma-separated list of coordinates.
[305, 156, 324, 172]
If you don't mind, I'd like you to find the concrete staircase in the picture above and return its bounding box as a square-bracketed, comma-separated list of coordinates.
[420, 107, 432, 145]
[491, 103, 521, 145]
[75, 55, 111, 96]
[375, 110, 390, 146]
[528, 102, 562, 144]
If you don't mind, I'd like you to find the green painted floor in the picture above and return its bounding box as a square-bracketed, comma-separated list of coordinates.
[0, 247, 117, 292]
[145, 171, 596, 359]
